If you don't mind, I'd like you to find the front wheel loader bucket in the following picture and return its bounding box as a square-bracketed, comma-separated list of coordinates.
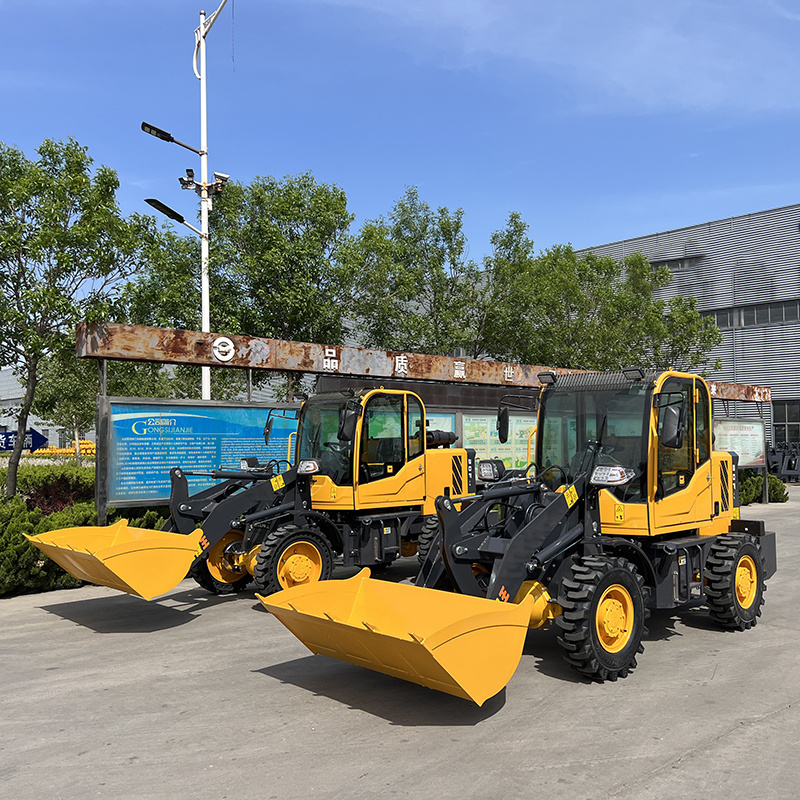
[258, 569, 534, 706]
[25, 520, 205, 601]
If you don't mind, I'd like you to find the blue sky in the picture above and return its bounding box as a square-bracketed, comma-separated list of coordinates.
[4, 0, 800, 260]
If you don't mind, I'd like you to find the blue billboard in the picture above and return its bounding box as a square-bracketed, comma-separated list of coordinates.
[102, 398, 298, 506]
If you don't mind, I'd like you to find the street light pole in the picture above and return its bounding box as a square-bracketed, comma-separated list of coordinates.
[196, 7, 213, 400]
[141, 1, 229, 401]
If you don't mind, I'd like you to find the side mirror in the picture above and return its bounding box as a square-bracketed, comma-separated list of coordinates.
[497, 407, 509, 444]
[661, 404, 684, 449]
[338, 406, 359, 442]
[263, 418, 274, 448]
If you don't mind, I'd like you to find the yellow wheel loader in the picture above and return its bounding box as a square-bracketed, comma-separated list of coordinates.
[259, 369, 778, 705]
[26, 388, 475, 600]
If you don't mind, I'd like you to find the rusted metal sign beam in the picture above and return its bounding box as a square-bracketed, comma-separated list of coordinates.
[708, 380, 771, 403]
[76, 322, 771, 402]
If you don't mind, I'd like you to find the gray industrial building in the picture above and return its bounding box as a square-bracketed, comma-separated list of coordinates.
[579, 202, 800, 445]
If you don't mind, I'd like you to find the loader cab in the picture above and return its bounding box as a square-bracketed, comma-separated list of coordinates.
[294, 389, 428, 509]
[650, 372, 714, 533]
[534, 369, 720, 536]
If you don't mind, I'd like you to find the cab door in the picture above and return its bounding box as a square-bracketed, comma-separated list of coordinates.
[355, 392, 426, 509]
[650, 376, 714, 534]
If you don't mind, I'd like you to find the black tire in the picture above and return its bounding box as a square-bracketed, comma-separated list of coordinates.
[189, 558, 252, 595]
[253, 524, 334, 595]
[556, 556, 648, 682]
[705, 534, 765, 630]
[417, 515, 440, 565]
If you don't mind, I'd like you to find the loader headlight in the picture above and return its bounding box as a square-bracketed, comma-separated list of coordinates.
[591, 465, 636, 487]
[477, 459, 505, 483]
[297, 459, 320, 475]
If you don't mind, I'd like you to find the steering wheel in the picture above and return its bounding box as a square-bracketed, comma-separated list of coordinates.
[323, 441, 349, 454]
[539, 464, 568, 490]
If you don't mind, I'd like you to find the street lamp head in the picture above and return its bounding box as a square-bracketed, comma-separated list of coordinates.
[145, 198, 185, 224]
[141, 121, 174, 143]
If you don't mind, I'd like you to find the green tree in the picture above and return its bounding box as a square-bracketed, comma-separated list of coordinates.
[473, 212, 539, 360]
[0, 139, 152, 496]
[120, 229, 245, 400]
[32, 344, 98, 466]
[124, 172, 355, 400]
[479, 215, 722, 372]
[348, 187, 484, 356]
[211, 172, 354, 343]
[643, 294, 723, 372]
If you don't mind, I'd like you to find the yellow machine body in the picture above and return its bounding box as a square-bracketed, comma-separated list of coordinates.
[306, 388, 471, 516]
[25, 520, 204, 601]
[593, 371, 737, 538]
[265, 370, 762, 704]
[259, 568, 534, 706]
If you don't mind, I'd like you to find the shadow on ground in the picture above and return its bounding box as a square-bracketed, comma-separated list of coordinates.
[38, 587, 242, 634]
[256, 654, 506, 726]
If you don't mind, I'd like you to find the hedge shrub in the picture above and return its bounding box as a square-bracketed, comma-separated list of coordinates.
[739, 469, 789, 505]
[0, 464, 168, 597]
[0, 497, 92, 596]
[0, 463, 95, 514]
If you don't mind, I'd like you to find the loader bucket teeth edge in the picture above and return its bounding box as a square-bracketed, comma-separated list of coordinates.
[258, 568, 534, 706]
[25, 522, 205, 601]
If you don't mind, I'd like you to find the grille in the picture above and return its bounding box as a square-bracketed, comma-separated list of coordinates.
[720, 461, 730, 511]
[452, 455, 464, 495]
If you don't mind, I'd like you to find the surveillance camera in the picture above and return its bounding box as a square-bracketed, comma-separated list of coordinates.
[213, 172, 230, 183]
[185, 168, 195, 179]
[178, 176, 194, 189]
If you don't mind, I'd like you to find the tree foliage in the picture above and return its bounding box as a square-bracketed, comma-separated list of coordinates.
[123, 172, 355, 399]
[0, 139, 152, 495]
[210, 171, 355, 344]
[32, 344, 99, 466]
[478, 214, 722, 372]
[120, 229, 245, 400]
[347, 187, 484, 356]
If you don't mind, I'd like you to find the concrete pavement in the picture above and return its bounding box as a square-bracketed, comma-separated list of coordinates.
[1, 493, 798, 800]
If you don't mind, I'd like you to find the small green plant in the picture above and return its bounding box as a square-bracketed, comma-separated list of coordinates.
[767, 474, 789, 503]
[739, 470, 762, 506]
[0, 497, 90, 596]
[0, 463, 95, 514]
[738, 469, 789, 505]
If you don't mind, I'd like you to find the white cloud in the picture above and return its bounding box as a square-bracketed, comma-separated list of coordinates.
[302, 0, 800, 113]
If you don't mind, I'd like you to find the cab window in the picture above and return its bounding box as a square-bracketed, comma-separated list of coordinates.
[407, 396, 424, 461]
[656, 379, 695, 497]
[696, 380, 711, 466]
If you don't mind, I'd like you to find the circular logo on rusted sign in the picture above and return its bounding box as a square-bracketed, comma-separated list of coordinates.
[211, 336, 235, 362]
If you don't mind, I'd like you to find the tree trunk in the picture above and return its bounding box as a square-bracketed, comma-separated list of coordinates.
[5, 360, 38, 497]
[73, 419, 82, 468]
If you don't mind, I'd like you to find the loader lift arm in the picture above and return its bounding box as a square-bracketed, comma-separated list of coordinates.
[419, 474, 591, 604]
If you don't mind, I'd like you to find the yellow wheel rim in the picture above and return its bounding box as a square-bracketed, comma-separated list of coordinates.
[596, 584, 634, 653]
[736, 555, 758, 609]
[277, 540, 324, 589]
[206, 531, 245, 584]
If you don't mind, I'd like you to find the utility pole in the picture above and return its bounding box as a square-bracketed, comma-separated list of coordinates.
[141, 0, 230, 401]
